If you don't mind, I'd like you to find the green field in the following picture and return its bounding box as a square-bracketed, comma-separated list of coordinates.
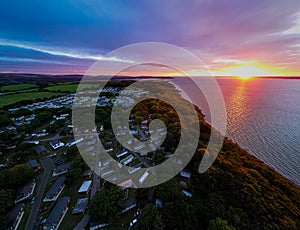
[0, 83, 39, 92]
[0, 92, 65, 108]
[46, 83, 79, 92]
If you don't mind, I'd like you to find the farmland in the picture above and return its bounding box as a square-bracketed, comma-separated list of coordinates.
[0, 91, 65, 108]
[0, 83, 39, 92]
[46, 83, 79, 92]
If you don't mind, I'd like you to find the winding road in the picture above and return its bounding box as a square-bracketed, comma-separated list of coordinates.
[74, 148, 100, 230]
[25, 156, 54, 230]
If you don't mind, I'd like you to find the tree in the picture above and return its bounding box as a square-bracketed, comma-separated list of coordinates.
[66, 157, 88, 185]
[0, 164, 34, 190]
[89, 187, 125, 224]
[155, 178, 179, 202]
[11, 150, 29, 163]
[66, 145, 79, 160]
[0, 189, 15, 227]
[208, 217, 236, 230]
[135, 204, 165, 230]
[152, 149, 166, 165]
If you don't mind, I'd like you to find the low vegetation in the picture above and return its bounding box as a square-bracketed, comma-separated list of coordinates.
[1, 79, 299, 229]
[46, 83, 79, 93]
[0, 83, 39, 92]
[0, 91, 65, 108]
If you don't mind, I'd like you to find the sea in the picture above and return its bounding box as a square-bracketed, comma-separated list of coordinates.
[170, 77, 300, 187]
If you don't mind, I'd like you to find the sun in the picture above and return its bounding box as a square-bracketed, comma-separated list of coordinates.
[216, 63, 277, 79]
[238, 75, 252, 80]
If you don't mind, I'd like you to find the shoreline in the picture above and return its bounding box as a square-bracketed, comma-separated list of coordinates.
[167, 78, 300, 188]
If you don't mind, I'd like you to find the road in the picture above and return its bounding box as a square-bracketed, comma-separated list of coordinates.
[25, 156, 54, 230]
[74, 148, 100, 230]
[137, 127, 147, 141]
[131, 152, 152, 168]
[74, 214, 91, 230]
[23, 135, 68, 143]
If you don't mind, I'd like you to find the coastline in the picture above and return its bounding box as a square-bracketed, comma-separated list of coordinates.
[167, 78, 300, 188]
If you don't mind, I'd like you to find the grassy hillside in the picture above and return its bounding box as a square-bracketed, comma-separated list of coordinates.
[0, 83, 39, 92]
[0, 91, 64, 108]
[46, 83, 79, 92]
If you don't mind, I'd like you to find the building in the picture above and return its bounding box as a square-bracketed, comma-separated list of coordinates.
[82, 169, 93, 177]
[27, 159, 39, 170]
[182, 190, 193, 197]
[66, 137, 83, 147]
[180, 169, 191, 179]
[32, 132, 48, 138]
[43, 196, 70, 230]
[119, 155, 134, 166]
[43, 176, 65, 202]
[90, 222, 108, 230]
[155, 199, 163, 208]
[138, 171, 149, 184]
[6, 203, 25, 230]
[116, 149, 128, 158]
[72, 198, 89, 214]
[122, 197, 136, 213]
[52, 163, 71, 177]
[118, 179, 135, 190]
[128, 163, 142, 175]
[14, 121, 22, 126]
[133, 143, 144, 151]
[101, 167, 114, 177]
[15, 179, 36, 203]
[78, 180, 92, 194]
[50, 140, 64, 150]
[6, 126, 16, 131]
[36, 145, 48, 155]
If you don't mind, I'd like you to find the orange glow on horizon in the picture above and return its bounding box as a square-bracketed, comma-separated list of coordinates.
[213, 63, 278, 78]
[237, 75, 252, 80]
[154, 61, 298, 77]
[83, 60, 300, 77]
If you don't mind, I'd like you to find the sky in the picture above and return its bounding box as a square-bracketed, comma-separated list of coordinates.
[0, 0, 300, 77]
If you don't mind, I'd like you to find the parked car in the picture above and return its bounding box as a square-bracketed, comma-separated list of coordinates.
[54, 158, 63, 166]
[30, 196, 36, 204]
[35, 218, 46, 226]
[50, 153, 57, 158]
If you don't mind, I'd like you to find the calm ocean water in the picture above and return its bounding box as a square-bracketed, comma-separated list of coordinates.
[171, 77, 300, 186]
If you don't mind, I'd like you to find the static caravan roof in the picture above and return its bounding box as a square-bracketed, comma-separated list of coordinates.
[78, 180, 92, 193]
[45, 196, 70, 224]
[56, 163, 71, 172]
[46, 176, 65, 196]
[72, 198, 89, 214]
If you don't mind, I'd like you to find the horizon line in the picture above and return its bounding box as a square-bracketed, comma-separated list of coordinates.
[1, 72, 300, 79]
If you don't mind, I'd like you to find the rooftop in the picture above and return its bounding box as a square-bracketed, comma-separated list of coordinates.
[46, 176, 65, 196]
[72, 198, 89, 214]
[6, 203, 25, 228]
[35, 145, 47, 154]
[45, 196, 70, 224]
[78, 180, 92, 193]
[55, 163, 71, 172]
[17, 178, 35, 195]
[28, 159, 39, 169]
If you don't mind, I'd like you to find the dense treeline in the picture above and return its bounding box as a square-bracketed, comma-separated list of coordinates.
[134, 134, 300, 229]
[73, 79, 300, 229]
[0, 164, 34, 227]
[130, 81, 300, 230]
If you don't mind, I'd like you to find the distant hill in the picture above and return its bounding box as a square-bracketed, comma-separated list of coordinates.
[0, 73, 83, 83]
[0, 73, 174, 84]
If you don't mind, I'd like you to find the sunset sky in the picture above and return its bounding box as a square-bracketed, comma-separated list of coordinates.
[0, 0, 300, 77]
